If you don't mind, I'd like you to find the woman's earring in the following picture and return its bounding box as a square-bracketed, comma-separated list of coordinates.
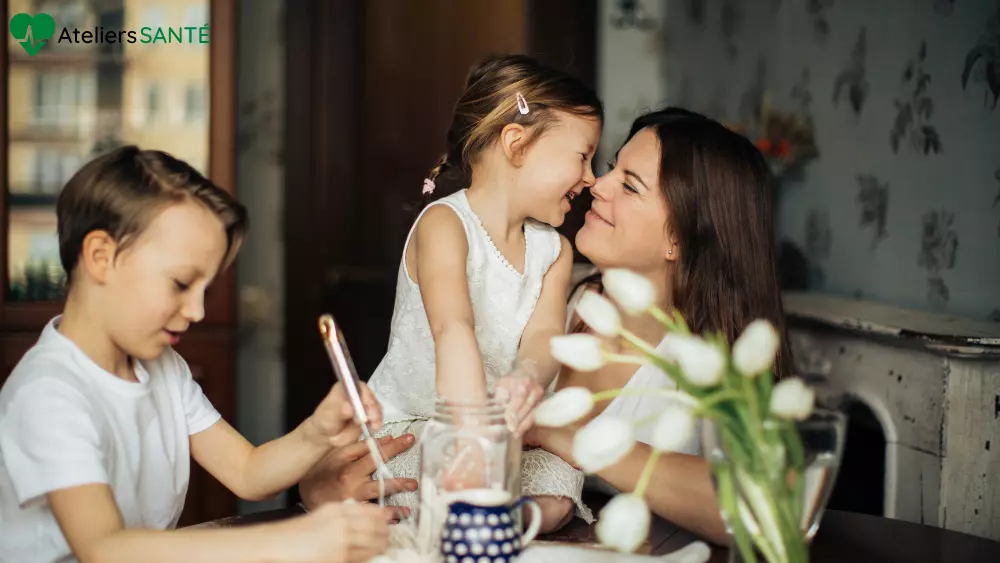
[668, 249, 673, 255]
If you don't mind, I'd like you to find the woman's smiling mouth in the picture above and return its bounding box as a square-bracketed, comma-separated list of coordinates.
[587, 207, 614, 226]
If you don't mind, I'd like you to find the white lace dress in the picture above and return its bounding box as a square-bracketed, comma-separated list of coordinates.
[367, 190, 594, 523]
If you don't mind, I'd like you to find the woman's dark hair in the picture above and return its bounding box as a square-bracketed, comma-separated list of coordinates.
[423, 54, 603, 202]
[578, 107, 793, 380]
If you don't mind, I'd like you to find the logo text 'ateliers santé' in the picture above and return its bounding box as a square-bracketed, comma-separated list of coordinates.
[58, 24, 209, 45]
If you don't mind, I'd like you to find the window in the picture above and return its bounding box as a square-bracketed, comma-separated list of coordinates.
[141, 6, 165, 29]
[146, 83, 161, 123]
[31, 150, 75, 194]
[32, 73, 86, 127]
[184, 85, 205, 122]
[183, 5, 209, 28]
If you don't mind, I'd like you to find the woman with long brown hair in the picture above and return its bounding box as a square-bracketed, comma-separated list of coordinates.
[525, 106, 792, 544]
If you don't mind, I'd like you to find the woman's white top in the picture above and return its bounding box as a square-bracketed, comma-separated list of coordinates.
[368, 189, 563, 422]
[566, 279, 702, 455]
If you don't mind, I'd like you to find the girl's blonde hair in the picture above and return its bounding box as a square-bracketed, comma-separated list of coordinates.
[425, 54, 603, 200]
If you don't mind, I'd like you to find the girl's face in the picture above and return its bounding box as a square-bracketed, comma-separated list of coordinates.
[576, 127, 674, 272]
[518, 113, 601, 227]
[102, 201, 228, 361]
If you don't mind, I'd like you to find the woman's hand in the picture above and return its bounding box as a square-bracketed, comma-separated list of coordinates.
[299, 434, 417, 520]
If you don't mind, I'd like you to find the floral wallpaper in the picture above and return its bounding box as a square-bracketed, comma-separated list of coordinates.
[600, 0, 1000, 321]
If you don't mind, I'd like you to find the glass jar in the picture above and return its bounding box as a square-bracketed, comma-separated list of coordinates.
[415, 396, 522, 551]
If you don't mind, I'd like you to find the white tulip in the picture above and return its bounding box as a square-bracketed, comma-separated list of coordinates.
[575, 291, 622, 337]
[650, 403, 697, 453]
[533, 387, 594, 427]
[572, 416, 636, 473]
[602, 269, 657, 315]
[660, 541, 712, 563]
[661, 333, 726, 387]
[596, 494, 650, 553]
[769, 377, 815, 421]
[733, 319, 780, 378]
[550, 334, 606, 371]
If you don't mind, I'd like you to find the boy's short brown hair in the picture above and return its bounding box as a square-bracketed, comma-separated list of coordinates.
[57, 145, 248, 281]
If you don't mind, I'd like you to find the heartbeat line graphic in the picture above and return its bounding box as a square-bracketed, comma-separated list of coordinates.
[19, 26, 48, 54]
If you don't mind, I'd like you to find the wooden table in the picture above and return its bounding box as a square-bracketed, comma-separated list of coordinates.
[190, 500, 1000, 562]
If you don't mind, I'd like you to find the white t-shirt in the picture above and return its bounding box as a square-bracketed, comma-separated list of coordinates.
[566, 281, 701, 497]
[0, 317, 221, 563]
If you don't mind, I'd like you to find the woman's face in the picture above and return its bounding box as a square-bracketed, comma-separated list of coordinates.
[575, 127, 675, 272]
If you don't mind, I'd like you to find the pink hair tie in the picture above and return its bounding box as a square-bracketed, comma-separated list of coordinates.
[422, 178, 436, 195]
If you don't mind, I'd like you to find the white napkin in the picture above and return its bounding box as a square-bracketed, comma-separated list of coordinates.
[517, 541, 711, 563]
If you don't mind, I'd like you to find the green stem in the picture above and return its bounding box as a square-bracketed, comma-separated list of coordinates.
[591, 387, 699, 406]
[619, 328, 661, 357]
[693, 390, 743, 416]
[715, 464, 759, 563]
[648, 306, 678, 332]
[604, 352, 650, 365]
[634, 448, 661, 498]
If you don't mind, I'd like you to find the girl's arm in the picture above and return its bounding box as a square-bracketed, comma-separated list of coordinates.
[495, 236, 574, 436]
[410, 205, 487, 401]
[513, 235, 574, 388]
[48, 483, 391, 563]
[190, 382, 380, 502]
[528, 425, 728, 545]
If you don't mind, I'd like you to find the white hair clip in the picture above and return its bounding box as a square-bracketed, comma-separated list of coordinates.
[515, 92, 530, 115]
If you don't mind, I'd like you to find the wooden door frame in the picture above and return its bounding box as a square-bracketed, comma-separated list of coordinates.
[282, 0, 597, 436]
[283, 0, 365, 437]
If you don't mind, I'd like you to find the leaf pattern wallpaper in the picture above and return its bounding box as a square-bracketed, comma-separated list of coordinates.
[611, 0, 1000, 320]
[832, 28, 869, 116]
[935, 0, 958, 16]
[721, 0, 744, 60]
[891, 41, 943, 155]
[994, 168, 1000, 236]
[918, 210, 959, 307]
[856, 174, 889, 248]
[960, 3, 1000, 110]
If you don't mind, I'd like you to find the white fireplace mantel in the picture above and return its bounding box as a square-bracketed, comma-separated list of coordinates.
[783, 291, 1000, 542]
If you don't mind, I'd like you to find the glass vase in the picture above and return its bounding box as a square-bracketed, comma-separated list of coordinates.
[701, 409, 847, 563]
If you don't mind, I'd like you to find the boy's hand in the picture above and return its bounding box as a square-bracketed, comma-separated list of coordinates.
[283, 501, 393, 563]
[307, 382, 383, 448]
[495, 368, 545, 438]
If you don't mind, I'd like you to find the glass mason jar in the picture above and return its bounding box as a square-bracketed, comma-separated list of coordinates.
[415, 396, 522, 551]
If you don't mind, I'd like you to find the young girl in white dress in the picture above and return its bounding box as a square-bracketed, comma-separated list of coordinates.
[366, 54, 603, 532]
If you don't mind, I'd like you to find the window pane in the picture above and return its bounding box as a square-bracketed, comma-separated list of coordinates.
[7, 0, 211, 302]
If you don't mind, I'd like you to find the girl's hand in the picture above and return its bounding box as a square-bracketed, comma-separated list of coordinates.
[283, 501, 393, 563]
[495, 362, 545, 438]
[308, 382, 383, 448]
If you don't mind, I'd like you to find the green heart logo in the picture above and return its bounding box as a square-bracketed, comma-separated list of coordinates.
[9, 13, 56, 56]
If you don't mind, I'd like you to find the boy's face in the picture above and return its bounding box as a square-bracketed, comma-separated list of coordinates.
[103, 201, 228, 361]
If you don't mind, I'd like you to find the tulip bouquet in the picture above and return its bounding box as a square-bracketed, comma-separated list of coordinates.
[535, 269, 823, 563]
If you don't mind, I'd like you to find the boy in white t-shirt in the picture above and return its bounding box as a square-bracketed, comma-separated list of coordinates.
[0, 146, 392, 563]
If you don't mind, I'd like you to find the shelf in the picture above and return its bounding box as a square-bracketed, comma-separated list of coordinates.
[8, 193, 60, 208]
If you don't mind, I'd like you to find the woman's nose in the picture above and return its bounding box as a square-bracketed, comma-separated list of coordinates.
[590, 175, 612, 201]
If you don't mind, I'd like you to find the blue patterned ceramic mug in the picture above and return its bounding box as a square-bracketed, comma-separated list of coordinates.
[440, 489, 542, 563]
